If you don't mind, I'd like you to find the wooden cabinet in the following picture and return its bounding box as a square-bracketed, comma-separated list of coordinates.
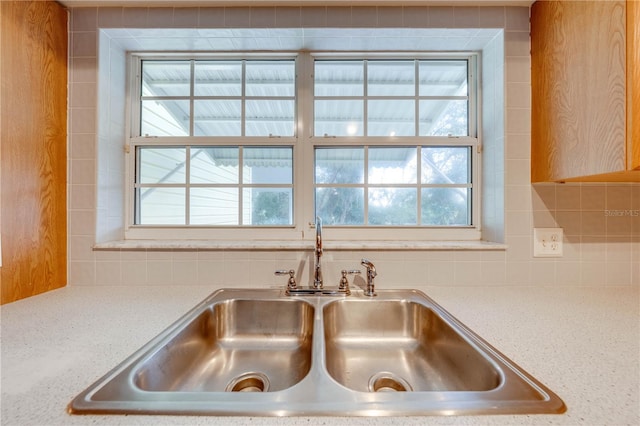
[1, 1, 67, 304]
[629, 0, 640, 172]
[531, 0, 639, 182]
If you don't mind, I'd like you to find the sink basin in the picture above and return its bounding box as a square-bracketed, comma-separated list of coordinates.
[69, 288, 565, 416]
[323, 299, 500, 392]
[135, 298, 314, 392]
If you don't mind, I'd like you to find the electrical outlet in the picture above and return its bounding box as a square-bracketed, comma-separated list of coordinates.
[533, 228, 563, 257]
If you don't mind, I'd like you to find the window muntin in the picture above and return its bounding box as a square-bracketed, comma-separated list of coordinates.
[313, 59, 470, 138]
[314, 146, 471, 227]
[421, 146, 471, 225]
[135, 146, 293, 226]
[140, 59, 296, 137]
[128, 53, 479, 239]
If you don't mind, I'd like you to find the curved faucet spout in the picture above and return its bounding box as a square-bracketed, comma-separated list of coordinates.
[314, 217, 323, 288]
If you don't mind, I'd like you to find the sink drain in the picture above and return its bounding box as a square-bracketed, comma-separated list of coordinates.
[368, 372, 413, 392]
[225, 372, 270, 392]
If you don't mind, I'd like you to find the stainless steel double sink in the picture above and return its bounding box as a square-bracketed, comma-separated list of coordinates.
[68, 289, 565, 416]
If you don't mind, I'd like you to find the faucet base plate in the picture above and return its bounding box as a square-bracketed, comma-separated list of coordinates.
[286, 287, 349, 296]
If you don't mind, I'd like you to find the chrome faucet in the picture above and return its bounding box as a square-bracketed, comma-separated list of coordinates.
[360, 258, 377, 297]
[314, 216, 323, 288]
[275, 218, 373, 297]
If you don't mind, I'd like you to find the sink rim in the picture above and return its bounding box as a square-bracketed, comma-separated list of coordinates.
[68, 288, 566, 416]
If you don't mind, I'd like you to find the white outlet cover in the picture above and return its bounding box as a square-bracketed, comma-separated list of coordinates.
[533, 228, 563, 257]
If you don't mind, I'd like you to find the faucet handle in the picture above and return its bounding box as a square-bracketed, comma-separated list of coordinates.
[275, 269, 297, 290]
[338, 269, 360, 295]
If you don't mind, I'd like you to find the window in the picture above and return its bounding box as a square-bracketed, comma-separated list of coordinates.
[139, 59, 296, 137]
[135, 146, 293, 226]
[315, 146, 471, 227]
[127, 53, 480, 241]
[312, 58, 474, 228]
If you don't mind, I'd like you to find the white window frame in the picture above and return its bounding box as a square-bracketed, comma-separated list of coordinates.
[124, 52, 481, 242]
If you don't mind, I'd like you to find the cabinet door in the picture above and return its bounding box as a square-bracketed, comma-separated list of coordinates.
[629, 0, 640, 171]
[531, 0, 627, 182]
[0, 0, 68, 304]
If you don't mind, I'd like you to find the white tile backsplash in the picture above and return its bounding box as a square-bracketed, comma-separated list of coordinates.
[454, 7, 479, 28]
[606, 262, 632, 286]
[70, 184, 95, 210]
[427, 7, 455, 28]
[301, 7, 327, 27]
[70, 133, 96, 160]
[98, 7, 123, 28]
[173, 8, 199, 28]
[70, 158, 96, 185]
[72, 7, 97, 32]
[506, 6, 530, 31]
[147, 7, 173, 28]
[121, 261, 148, 285]
[225, 7, 252, 27]
[198, 8, 225, 27]
[68, 210, 96, 236]
[326, 7, 353, 28]
[480, 261, 507, 285]
[95, 260, 122, 285]
[72, 31, 97, 57]
[478, 7, 505, 27]
[504, 29, 529, 57]
[67, 5, 639, 287]
[70, 82, 96, 108]
[70, 108, 97, 134]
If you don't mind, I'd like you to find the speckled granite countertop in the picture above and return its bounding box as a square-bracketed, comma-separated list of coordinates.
[1, 285, 638, 426]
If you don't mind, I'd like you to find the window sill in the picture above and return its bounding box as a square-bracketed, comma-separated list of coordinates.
[93, 239, 506, 251]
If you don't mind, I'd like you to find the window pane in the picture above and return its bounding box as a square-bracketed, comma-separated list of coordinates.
[368, 147, 417, 184]
[142, 61, 190, 97]
[314, 100, 363, 136]
[419, 99, 468, 136]
[315, 61, 363, 96]
[422, 147, 470, 184]
[246, 61, 295, 97]
[243, 147, 292, 184]
[367, 100, 415, 136]
[243, 188, 293, 225]
[141, 100, 190, 136]
[316, 187, 364, 225]
[194, 61, 241, 96]
[368, 188, 417, 225]
[137, 187, 185, 225]
[138, 147, 186, 184]
[315, 148, 364, 184]
[368, 60, 415, 96]
[421, 188, 469, 226]
[190, 188, 239, 225]
[194, 100, 241, 136]
[190, 147, 239, 184]
[245, 100, 295, 137]
[419, 60, 468, 96]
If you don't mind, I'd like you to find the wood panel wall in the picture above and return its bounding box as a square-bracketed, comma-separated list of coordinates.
[629, 0, 640, 171]
[531, 0, 627, 182]
[1, 1, 68, 304]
